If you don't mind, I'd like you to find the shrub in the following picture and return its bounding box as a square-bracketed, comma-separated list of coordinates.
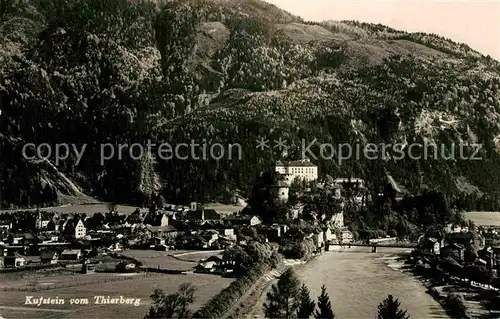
[281, 237, 316, 260]
[445, 293, 467, 318]
[388, 229, 398, 237]
[427, 287, 440, 299]
[492, 277, 500, 290]
[193, 262, 271, 318]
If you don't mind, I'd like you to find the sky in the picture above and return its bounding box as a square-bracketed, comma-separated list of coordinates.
[266, 0, 500, 61]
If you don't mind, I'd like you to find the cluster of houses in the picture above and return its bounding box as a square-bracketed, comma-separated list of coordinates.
[0, 158, 361, 271]
[418, 223, 500, 273]
[0, 202, 265, 269]
[0, 201, 352, 271]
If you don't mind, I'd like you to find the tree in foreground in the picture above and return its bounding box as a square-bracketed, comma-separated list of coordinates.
[145, 283, 196, 318]
[264, 268, 301, 319]
[315, 285, 335, 319]
[296, 283, 316, 319]
[445, 293, 467, 318]
[377, 295, 410, 319]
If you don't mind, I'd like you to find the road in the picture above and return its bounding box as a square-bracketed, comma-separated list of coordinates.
[221, 265, 287, 319]
[0, 306, 72, 313]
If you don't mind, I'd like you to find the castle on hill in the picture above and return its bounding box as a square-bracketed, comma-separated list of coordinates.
[274, 158, 318, 186]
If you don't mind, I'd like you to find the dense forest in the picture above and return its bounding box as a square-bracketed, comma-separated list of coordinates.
[0, 0, 499, 209]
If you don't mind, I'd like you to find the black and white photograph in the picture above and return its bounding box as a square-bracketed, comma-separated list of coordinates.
[0, 0, 499, 318]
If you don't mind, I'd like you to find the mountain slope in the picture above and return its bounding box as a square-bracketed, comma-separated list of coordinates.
[0, 0, 499, 209]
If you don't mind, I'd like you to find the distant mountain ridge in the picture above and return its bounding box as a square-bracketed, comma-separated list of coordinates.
[0, 0, 499, 210]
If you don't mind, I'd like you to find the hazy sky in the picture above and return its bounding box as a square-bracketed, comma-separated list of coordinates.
[266, 0, 500, 61]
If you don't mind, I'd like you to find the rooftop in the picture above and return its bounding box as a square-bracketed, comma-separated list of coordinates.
[187, 209, 221, 221]
[275, 158, 317, 167]
[270, 180, 290, 188]
[61, 249, 81, 255]
[40, 251, 58, 259]
[146, 225, 177, 233]
[443, 243, 465, 250]
[334, 178, 365, 185]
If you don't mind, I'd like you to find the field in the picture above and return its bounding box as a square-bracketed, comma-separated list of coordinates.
[121, 250, 196, 270]
[0, 202, 245, 217]
[464, 211, 500, 226]
[120, 250, 224, 270]
[0, 270, 234, 319]
[0, 203, 142, 216]
[203, 203, 245, 216]
[0, 268, 130, 289]
[171, 251, 224, 262]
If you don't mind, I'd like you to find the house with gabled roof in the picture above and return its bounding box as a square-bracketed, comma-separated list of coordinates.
[195, 260, 217, 273]
[419, 237, 441, 255]
[143, 213, 169, 227]
[0, 214, 13, 230]
[40, 251, 59, 264]
[186, 209, 221, 222]
[60, 249, 82, 260]
[146, 225, 178, 238]
[63, 218, 86, 239]
[35, 211, 53, 230]
[441, 243, 465, 262]
[0, 244, 26, 268]
[226, 215, 262, 226]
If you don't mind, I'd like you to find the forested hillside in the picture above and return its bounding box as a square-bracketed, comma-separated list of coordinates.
[1, 0, 499, 209]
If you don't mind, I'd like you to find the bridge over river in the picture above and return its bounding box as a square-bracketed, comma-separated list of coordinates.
[326, 241, 417, 252]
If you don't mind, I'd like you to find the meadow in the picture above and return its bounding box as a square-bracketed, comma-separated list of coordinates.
[121, 250, 198, 270]
[0, 202, 244, 217]
[0, 271, 234, 319]
[465, 211, 500, 226]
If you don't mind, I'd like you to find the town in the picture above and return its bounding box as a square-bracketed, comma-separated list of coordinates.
[0, 159, 354, 272]
[1, 158, 500, 318]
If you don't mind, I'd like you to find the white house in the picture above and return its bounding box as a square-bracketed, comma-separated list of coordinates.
[201, 231, 219, 248]
[35, 213, 51, 230]
[247, 216, 262, 226]
[275, 158, 318, 185]
[75, 219, 86, 239]
[419, 237, 442, 255]
[330, 206, 344, 228]
[341, 228, 354, 243]
[0, 220, 11, 230]
[0, 245, 26, 268]
[226, 215, 262, 226]
[222, 228, 236, 238]
[316, 231, 324, 249]
[323, 227, 336, 242]
[444, 223, 468, 234]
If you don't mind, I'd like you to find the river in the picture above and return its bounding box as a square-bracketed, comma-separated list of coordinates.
[252, 247, 449, 318]
[293, 247, 448, 318]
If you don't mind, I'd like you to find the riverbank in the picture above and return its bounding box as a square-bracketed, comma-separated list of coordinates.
[379, 253, 458, 317]
[403, 255, 494, 318]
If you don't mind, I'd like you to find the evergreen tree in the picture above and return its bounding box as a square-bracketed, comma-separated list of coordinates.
[296, 283, 315, 319]
[145, 283, 195, 319]
[264, 268, 301, 319]
[377, 295, 410, 319]
[315, 285, 335, 319]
